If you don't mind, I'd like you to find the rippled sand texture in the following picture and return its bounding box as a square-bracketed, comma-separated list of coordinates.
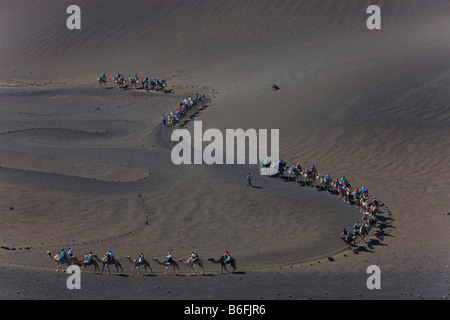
[0, 0, 449, 299]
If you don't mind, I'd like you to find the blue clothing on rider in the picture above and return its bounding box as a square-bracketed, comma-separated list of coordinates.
[59, 249, 67, 261]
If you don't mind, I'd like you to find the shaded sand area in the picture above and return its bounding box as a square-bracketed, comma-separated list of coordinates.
[0, 0, 449, 300]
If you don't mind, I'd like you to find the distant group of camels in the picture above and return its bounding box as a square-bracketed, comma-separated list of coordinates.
[275, 162, 381, 249]
[97, 73, 167, 91]
[47, 251, 237, 276]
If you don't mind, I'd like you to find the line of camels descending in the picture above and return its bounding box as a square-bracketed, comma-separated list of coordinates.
[269, 160, 382, 250]
[46, 251, 237, 276]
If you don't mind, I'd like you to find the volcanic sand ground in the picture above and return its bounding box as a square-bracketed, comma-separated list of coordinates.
[0, 0, 449, 300]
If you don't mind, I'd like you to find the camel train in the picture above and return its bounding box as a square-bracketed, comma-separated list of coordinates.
[46, 250, 237, 276]
[261, 159, 381, 250]
[97, 73, 167, 91]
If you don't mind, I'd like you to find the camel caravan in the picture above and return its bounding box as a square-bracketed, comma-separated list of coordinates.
[46, 249, 236, 276]
[260, 160, 382, 250]
[164, 94, 207, 128]
[97, 73, 167, 91]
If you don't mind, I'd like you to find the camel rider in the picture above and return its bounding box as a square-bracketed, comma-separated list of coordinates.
[106, 250, 114, 262]
[224, 250, 232, 264]
[340, 176, 348, 184]
[361, 185, 368, 198]
[353, 222, 361, 233]
[191, 251, 199, 263]
[296, 163, 302, 171]
[352, 188, 360, 199]
[167, 251, 173, 265]
[138, 252, 144, 264]
[59, 249, 67, 261]
[311, 165, 317, 173]
[84, 252, 93, 264]
[325, 173, 331, 181]
[341, 229, 348, 238]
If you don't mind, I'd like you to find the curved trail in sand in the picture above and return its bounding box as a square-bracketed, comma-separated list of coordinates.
[0, 0, 449, 299]
[0, 88, 370, 272]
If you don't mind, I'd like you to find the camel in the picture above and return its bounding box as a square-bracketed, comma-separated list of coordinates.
[288, 167, 305, 183]
[304, 170, 320, 187]
[152, 258, 179, 275]
[357, 197, 370, 213]
[278, 161, 288, 177]
[98, 77, 108, 88]
[152, 79, 167, 91]
[98, 255, 123, 275]
[128, 76, 140, 89]
[208, 256, 237, 274]
[367, 213, 378, 228]
[358, 223, 370, 242]
[338, 186, 351, 203]
[47, 251, 72, 272]
[341, 233, 357, 249]
[126, 256, 152, 274]
[319, 176, 334, 192]
[113, 77, 126, 90]
[179, 257, 205, 276]
[71, 256, 100, 274]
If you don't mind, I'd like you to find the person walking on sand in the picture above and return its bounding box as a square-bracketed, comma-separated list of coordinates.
[161, 114, 167, 125]
[247, 173, 252, 186]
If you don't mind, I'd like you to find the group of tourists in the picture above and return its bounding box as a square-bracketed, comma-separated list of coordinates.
[162, 93, 207, 127]
[273, 160, 381, 247]
[97, 73, 167, 91]
[317, 172, 380, 246]
[56, 247, 234, 270]
[55, 248, 73, 262]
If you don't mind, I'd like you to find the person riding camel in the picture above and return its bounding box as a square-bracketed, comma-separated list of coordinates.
[137, 252, 144, 264]
[191, 251, 199, 263]
[106, 250, 114, 262]
[84, 252, 93, 264]
[59, 249, 67, 261]
[296, 162, 302, 171]
[361, 185, 369, 198]
[353, 221, 361, 233]
[167, 251, 173, 265]
[311, 165, 317, 173]
[352, 188, 360, 199]
[224, 250, 232, 264]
